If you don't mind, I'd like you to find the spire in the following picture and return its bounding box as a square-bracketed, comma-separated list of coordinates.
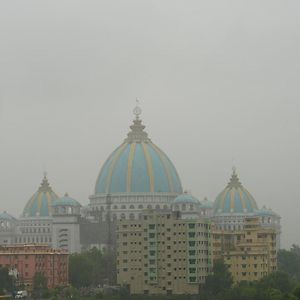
[38, 173, 53, 192]
[124, 101, 150, 143]
[133, 98, 142, 120]
[227, 167, 242, 188]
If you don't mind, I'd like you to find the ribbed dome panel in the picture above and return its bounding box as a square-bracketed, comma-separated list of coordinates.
[95, 142, 182, 194]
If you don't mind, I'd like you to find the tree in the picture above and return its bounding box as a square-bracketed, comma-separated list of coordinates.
[258, 271, 294, 294]
[203, 259, 233, 296]
[0, 267, 13, 295]
[278, 245, 300, 280]
[32, 272, 48, 299]
[69, 252, 94, 287]
[293, 284, 300, 300]
[69, 247, 117, 288]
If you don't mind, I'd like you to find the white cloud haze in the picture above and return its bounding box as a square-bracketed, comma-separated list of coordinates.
[0, 0, 299, 248]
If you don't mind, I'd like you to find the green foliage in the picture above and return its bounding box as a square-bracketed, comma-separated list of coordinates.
[69, 248, 116, 288]
[258, 271, 294, 294]
[203, 259, 233, 296]
[0, 267, 13, 294]
[293, 284, 300, 300]
[32, 272, 48, 298]
[278, 245, 300, 280]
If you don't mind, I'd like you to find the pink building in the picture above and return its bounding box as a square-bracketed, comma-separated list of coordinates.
[0, 244, 68, 288]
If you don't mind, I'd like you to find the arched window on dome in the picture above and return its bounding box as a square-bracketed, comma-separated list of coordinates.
[129, 205, 135, 209]
[163, 205, 168, 210]
[113, 214, 117, 221]
[120, 213, 126, 220]
[113, 205, 118, 210]
[129, 213, 135, 220]
[121, 205, 126, 210]
[174, 204, 179, 210]
[155, 205, 160, 210]
[182, 204, 186, 211]
[189, 204, 194, 211]
[147, 205, 152, 209]
[138, 204, 143, 209]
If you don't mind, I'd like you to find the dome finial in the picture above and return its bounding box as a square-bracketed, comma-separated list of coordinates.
[232, 165, 236, 175]
[133, 98, 142, 120]
[125, 100, 150, 143]
[38, 172, 52, 192]
[227, 167, 242, 188]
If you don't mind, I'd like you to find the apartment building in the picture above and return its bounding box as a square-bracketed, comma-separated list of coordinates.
[0, 244, 68, 288]
[117, 210, 212, 295]
[212, 217, 277, 283]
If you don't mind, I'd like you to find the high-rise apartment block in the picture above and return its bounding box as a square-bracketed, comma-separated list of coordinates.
[117, 210, 212, 295]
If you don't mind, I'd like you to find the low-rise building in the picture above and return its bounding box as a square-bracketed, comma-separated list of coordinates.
[117, 209, 212, 295]
[212, 217, 277, 283]
[0, 244, 68, 288]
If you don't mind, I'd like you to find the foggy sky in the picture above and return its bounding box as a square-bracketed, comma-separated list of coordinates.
[0, 0, 299, 248]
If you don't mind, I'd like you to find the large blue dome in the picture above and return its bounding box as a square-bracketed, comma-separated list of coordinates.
[213, 169, 258, 214]
[95, 116, 183, 195]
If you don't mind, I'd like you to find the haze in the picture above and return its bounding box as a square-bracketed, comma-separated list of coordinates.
[0, 0, 299, 248]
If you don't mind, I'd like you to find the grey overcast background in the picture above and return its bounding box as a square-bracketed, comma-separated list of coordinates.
[0, 1, 299, 248]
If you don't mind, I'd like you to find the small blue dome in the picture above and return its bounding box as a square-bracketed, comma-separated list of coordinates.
[0, 212, 15, 221]
[173, 194, 200, 204]
[201, 197, 214, 209]
[214, 169, 258, 214]
[95, 117, 182, 195]
[23, 175, 59, 217]
[256, 206, 276, 217]
[52, 193, 81, 207]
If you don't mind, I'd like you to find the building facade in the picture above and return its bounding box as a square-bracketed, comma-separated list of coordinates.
[0, 244, 68, 288]
[212, 217, 277, 283]
[52, 193, 81, 253]
[116, 210, 212, 295]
